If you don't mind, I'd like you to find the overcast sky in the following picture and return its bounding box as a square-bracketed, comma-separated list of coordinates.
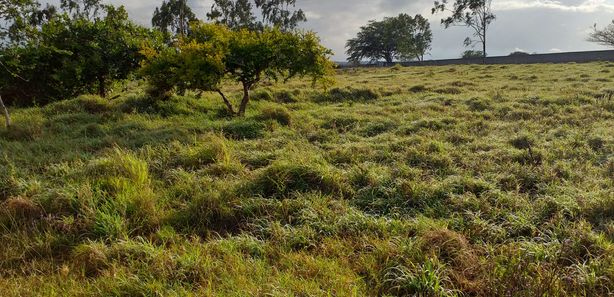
[82, 0, 614, 60]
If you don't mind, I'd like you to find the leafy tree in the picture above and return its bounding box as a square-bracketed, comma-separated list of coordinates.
[141, 23, 334, 116]
[461, 50, 484, 59]
[152, 0, 196, 37]
[206, 0, 306, 31]
[60, 0, 104, 20]
[346, 14, 432, 63]
[433, 0, 495, 60]
[0, 0, 42, 47]
[588, 21, 614, 47]
[1, 2, 154, 105]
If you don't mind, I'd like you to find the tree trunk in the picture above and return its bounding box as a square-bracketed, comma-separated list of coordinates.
[216, 90, 236, 115]
[0, 95, 11, 128]
[482, 18, 487, 64]
[98, 76, 107, 98]
[238, 83, 251, 117]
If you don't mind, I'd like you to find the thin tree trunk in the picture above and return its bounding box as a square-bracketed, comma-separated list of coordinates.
[216, 90, 236, 115]
[238, 83, 251, 117]
[482, 16, 487, 64]
[0, 95, 11, 128]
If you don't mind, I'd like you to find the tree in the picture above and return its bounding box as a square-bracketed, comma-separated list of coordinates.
[588, 21, 614, 47]
[0, 0, 41, 47]
[206, 0, 306, 31]
[0, 2, 154, 105]
[141, 23, 334, 116]
[461, 50, 483, 59]
[345, 14, 432, 63]
[433, 0, 495, 60]
[152, 0, 196, 37]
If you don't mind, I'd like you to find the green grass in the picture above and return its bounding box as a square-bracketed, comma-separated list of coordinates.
[1, 62, 613, 296]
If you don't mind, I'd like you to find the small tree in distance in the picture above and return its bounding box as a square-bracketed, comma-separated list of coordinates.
[461, 50, 484, 59]
[433, 0, 495, 61]
[346, 14, 432, 64]
[588, 21, 614, 47]
[141, 23, 334, 116]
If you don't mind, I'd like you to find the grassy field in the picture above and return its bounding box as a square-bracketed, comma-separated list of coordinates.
[1, 62, 613, 296]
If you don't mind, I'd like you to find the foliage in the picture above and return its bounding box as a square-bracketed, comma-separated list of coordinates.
[433, 0, 495, 59]
[509, 51, 530, 56]
[151, 0, 196, 37]
[141, 22, 334, 116]
[346, 14, 432, 63]
[206, 0, 307, 31]
[588, 20, 614, 47]
[0, 2, 156, 105]
[461, 50, 484, 59]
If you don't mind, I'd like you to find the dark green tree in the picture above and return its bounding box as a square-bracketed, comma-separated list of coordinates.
[345, 14, 432, 63]
[433, 0, 495, 60]
[206, 0, 306, 31]
[1, 2, 155, 105]
[151, 0, 196, 37]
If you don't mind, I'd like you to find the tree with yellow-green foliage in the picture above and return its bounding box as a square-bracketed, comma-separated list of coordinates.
[141, 22, 334, 116]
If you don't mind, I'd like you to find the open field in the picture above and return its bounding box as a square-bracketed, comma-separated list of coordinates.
[1, 62, 613, 296]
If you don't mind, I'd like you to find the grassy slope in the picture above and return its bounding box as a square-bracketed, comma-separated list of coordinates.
[1, 62, 613, 296]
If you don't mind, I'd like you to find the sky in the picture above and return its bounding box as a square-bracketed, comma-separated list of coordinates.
[61, 0, 614, 61]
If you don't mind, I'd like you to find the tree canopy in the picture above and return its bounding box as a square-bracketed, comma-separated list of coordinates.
[588, 21, 614, 47]
[345, 14, 432, 63]
[206, 0, 306, 31]
[1, 0, 155, 105]
[433, 0, 495, 59]
[152, 0, 196, 37]
[141, 23, 334, 116]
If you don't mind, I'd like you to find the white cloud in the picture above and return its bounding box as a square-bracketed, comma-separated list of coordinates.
[495, 0, 614, 12]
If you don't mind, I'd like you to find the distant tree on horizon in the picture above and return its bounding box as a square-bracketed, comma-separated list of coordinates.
[345, 14, 433, 64]
[461, 50, 484, 59]
[433, 0, 495, 61]
[588, 21, 614, 47]
[206, 0, 306, 31]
